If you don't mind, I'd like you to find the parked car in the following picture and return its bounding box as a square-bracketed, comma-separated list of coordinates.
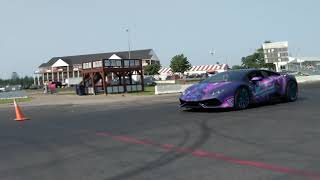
[144, 77, 156, 86]
[29, 84, 39, 90]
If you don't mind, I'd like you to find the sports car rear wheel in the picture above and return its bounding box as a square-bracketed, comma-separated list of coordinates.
[234, 87, 250, 110]
[285, 81, 298, 102]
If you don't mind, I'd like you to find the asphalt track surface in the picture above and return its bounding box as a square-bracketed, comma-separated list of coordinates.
[1, 83, 320, 180]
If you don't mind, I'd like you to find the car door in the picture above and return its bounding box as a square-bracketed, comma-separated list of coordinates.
[247, 70, 275, 102]
[259, 70, 278, 96]
[262, 70, 282, 95]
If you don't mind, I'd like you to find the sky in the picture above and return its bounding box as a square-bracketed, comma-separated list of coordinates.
[0, 0, 320, 78]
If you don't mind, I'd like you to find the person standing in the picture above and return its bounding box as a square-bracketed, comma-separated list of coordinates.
[43, 81, 48, 94]
[51, 83, 56, 94]
[49, 81, 56, 94]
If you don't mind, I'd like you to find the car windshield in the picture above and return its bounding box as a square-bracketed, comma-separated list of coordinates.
[201, 71, 246, 83]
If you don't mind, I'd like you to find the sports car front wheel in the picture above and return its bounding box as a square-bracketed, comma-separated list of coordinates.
[234, 87, 250, 110]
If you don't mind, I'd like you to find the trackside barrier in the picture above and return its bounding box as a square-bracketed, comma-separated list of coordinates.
[155, 84, 193, 95]
[155, 75, 320, 95]
[155, 80, 176, 84]
[295, 75, 320, 83]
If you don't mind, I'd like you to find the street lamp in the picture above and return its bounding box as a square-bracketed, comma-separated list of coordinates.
[125, 28, 131, 59]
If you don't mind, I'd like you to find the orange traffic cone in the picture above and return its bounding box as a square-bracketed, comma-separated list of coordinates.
[13, 99, 28, 121]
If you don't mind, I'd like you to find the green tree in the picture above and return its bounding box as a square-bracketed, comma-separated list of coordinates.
[231, 65, 245, 70]
[144, 64, 161, 75]
[170, 54, 191, 74]
[20, 76, 34, 88]
[241, 41, 275, 70]
[0, 74, 35, 88]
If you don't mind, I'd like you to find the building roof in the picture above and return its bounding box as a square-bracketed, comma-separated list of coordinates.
[297, 57, 320, 61]
[159, 64, 229, 75]
[38, 63, 48, 68]
[262, 41, 288, 49]
[288, 57, 320, 63]
[40, 49, 157, 68]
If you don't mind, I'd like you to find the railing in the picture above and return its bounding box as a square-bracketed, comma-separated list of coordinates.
[287, 63, 320, 75]
[106, 84, 143, 93]
[104, 59, 141, 68]
[36, 66, 82, 74]
[82, 59, 142, 70]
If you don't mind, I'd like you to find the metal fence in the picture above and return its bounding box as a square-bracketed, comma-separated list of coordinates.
[287, 63, 320, 75]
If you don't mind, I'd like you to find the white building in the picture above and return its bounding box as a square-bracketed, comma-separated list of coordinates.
[263, 41, 289, 72]
[34, 49, 160, 86]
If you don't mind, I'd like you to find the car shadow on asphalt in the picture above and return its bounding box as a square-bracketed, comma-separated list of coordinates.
[182, 97, 306, 113]
[183, 108, 234, 113]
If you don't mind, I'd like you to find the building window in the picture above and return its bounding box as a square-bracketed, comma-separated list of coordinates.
[83, 62, 92, 69]
[130, 60, 135, 67]
[104, 59, 122, 68]
[135, 60, 140, 66]
[93, 61, 102, 68]
[124, 60, 130, 67]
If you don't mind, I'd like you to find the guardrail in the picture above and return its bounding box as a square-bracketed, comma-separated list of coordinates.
[155, 84, 193, 95]
[295, 75, 320, 83]
[155, 80, 176, 84]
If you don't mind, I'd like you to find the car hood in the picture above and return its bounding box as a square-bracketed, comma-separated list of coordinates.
[180, 81, 234, 101]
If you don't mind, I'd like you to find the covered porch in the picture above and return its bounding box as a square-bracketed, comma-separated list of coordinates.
[81, 59, 144, 95]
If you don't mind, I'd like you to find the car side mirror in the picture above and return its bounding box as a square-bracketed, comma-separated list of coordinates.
[251, 76, 263, 82]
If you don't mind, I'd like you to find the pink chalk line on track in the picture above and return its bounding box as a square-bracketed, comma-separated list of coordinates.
[96, 131, 320, 179]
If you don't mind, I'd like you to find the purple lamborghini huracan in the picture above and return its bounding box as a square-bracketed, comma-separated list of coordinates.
[179, 69, 298, 110]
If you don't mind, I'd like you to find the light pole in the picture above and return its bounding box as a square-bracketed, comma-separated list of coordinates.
[125, 28, 131, 59]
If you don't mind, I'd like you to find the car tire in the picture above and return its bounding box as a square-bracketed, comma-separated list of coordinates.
[234, 87, 250, 110]
[284, 81, 298, 102]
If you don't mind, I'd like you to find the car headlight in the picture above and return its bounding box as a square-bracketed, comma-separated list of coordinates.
[212, 89, 225, 96]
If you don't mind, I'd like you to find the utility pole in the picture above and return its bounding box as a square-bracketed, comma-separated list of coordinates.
[126, 28, 131, 59]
